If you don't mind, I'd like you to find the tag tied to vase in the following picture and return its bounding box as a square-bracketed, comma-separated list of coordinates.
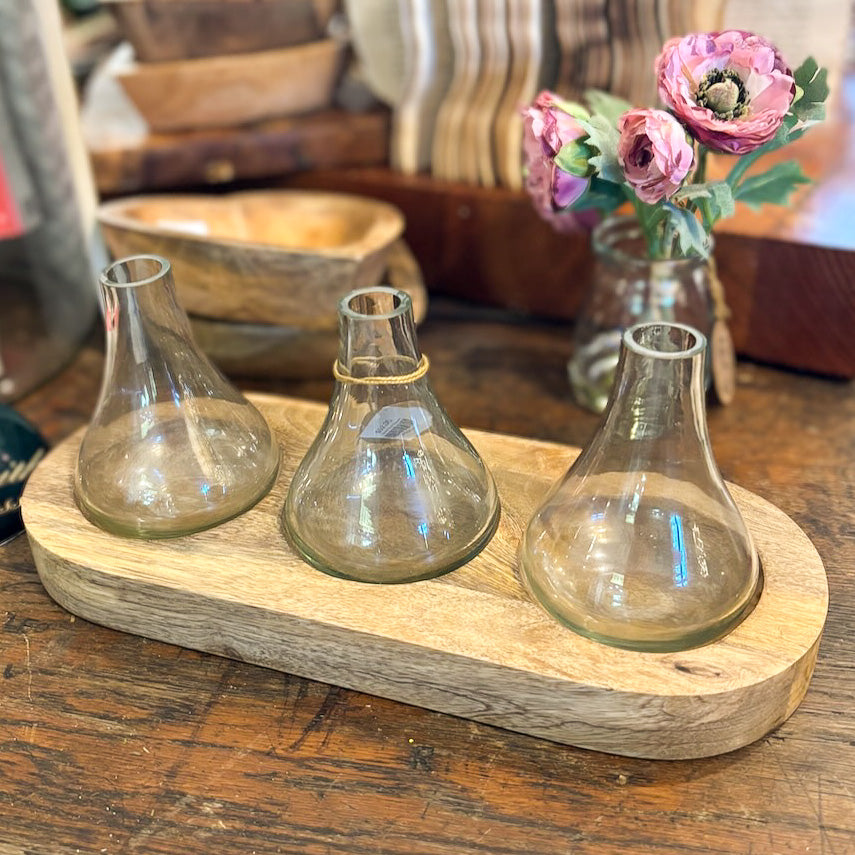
[75, 254, 280, 538]
[284, 287, 500, 583]
[519, 321, 760, 652]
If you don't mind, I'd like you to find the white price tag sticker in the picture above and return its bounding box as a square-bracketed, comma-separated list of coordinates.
[360, 406, 433, 441]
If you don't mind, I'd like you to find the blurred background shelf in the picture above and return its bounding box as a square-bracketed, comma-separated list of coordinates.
[102, 0, 338, 62]
[72, 0, 855, 381]
[281, 161, 855, 380]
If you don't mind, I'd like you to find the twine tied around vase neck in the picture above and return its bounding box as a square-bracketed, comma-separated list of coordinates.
[333, 354, 431, 385]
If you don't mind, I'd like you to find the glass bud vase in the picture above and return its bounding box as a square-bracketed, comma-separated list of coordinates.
[520, 322, 759, 652]
[284, 287, 500, 583]
[568, 215, 715, 413]
[75, 255, 280, 538]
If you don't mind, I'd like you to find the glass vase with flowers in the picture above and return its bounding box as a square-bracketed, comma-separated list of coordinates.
[523, 31, 829, 411]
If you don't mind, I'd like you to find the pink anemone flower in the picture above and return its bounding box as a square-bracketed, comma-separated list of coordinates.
[656, 31, 795, 155]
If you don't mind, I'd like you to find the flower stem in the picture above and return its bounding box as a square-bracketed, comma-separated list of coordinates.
[725, 145, 766, 190]
[629, 195, 660, 259]
[695, 145, 708, 185]
[691, 146, 716, 232]
[700, 197, 715, 232]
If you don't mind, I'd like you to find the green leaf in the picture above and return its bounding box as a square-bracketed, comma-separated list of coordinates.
[584, 89, 634, 125]
[771, 113, 802, 148]
[707, 181, 736, 221]
[733, 161, 811, 210]
[579, 114, 623, 183]
[732, 58, 828, 163]
[662, 204, 709, 258]
[791, 56, 829, 126]
[673, 181, 735, 226]
[552, 96, 590, 122]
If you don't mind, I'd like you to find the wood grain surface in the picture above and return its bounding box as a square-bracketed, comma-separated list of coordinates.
[22, 396, 827, 760]
[2, 301, 853, 853]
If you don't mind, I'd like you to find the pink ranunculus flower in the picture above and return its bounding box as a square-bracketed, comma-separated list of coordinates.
[522, 91, 590, 232]
[656, 31, 795, 155]
[617, 108, 694, 204]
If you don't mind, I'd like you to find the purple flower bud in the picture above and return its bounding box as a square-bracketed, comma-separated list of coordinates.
[522, 91, 591, 231]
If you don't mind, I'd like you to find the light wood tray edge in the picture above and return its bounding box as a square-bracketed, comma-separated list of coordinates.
[22, 394, 829, 760]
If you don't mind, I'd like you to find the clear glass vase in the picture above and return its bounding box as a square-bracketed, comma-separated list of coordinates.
[568, 215, 715, 413]
[75, 255, 280, 538]
[284, 287, 500, 583]
[520, 322, 760, 652]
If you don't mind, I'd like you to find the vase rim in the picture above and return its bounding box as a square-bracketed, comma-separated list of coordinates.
[593, 215, 712, 265]
[100, 254, 171, 290]
[339, 286, 412, 322]
[623, 322, 706, 360]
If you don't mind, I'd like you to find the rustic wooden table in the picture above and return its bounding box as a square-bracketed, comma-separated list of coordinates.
[2, 301, 853, 854]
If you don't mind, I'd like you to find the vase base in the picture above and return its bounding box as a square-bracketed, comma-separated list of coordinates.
[283, 503, 501, 585]
[521, 563, 764, 653]
[567, 331, 621, 414]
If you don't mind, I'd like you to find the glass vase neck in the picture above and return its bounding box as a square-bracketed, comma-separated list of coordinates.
[99, 255, 192, 348]
[338, 287, 421, 378]
[602, 322, 708, 444]
[102, 253, 175, 289]
[592, 214, 714, 266]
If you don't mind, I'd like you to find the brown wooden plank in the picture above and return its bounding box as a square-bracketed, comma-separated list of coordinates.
[90, 109, 390, 196]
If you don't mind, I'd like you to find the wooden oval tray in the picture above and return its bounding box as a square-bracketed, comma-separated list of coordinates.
[21, 394, 828, 760]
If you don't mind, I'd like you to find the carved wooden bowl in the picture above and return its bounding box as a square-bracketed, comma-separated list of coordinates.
[97, 190, 409, 330]
[112, 39, 343, 132]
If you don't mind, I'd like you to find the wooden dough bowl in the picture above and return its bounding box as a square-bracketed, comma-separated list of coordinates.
[113, 38, 343, 133]
[22, 396, 828, 760]
[98, 191, 407, 329]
